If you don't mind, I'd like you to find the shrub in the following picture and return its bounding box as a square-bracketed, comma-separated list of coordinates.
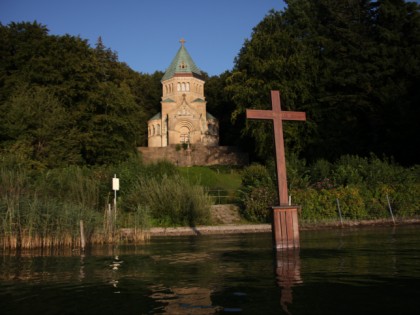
[331, 155, 366, 186]
[334, 186, 368, 219]
[240, 163, 275, 190]
[359, 184, 392, 218]
[241, 186, 277, 222]
[292, 188, 337, 221]
[293, 186, 368, 221]
[285, 153, 310, 189]
[309, 159, 332, 183]
[134, 175, 213, 227]
[238, 164, 277, 222]
[391, 183, 420, 217]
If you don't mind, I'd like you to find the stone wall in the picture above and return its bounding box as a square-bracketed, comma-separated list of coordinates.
[138, 145, 248, 166]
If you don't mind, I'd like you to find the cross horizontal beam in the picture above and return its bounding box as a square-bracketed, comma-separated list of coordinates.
[246, 109, 306, 121]
[246, 90, 306, 205]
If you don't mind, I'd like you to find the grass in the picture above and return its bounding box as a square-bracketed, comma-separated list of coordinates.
[178, 166, 243, 204]
[178, 166, 242, 191]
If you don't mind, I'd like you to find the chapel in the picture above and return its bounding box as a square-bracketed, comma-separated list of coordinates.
[147, 39, 219, 147]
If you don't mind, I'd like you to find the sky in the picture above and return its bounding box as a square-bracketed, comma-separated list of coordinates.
[0, 0, 287, 76]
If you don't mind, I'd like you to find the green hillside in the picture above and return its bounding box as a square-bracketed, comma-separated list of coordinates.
[178, 166, 242, 204]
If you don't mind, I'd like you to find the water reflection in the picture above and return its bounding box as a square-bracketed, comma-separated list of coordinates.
[79, 253, 85, 281]
[150, 284, 220, 314]
[110, 255, 123, 270]
[1, 227, 419, 314]
[108, 253, 123, 293]
[275, 249, 302, 315]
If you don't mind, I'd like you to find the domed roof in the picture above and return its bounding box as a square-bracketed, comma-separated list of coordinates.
[161, 39, 202, 81]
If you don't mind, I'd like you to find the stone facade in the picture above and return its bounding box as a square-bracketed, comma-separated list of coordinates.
[141, 39, 247, 166]
[138, 145, 248, 167]
[147, 39, 219, 147]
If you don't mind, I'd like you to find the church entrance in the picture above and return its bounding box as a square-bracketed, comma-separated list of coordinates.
[179, 126, 190, 144]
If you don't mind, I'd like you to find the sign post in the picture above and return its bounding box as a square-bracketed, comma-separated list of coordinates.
[246, 90, 306, 249]
[112, 174, 119, 224]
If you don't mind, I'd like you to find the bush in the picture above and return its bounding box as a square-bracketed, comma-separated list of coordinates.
[238, 164, 277, 223]
[309, 159, 332, 183]
[290, 154, 419, 221]
[391, 183, 420, 217]
[241, 186, 277, 222]
[334, 186, 368, 219]
[284, 153, 310, 189]
[133, 175, 213, 227]
[292, 188, 337, 221]
[241, 163, 275, 189]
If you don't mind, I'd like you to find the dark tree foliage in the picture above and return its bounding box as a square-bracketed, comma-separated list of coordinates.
[0, 21, 159, 168]
[225, 0, 420, 166]
[205, 71, 248, 147]
[225, 9, 316, 161]
[2, 2, 419, 169]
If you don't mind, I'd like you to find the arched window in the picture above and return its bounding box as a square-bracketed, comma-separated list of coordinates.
[186, 82, 190, 91]
[152, 126, 155, 136]
[177, 83, 181, 91]
[182, 82, 185, 91]
[157, 124, 161, 135]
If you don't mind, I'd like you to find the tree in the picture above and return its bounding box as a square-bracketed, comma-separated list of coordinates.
[367, 0, 420, 165]
[1, 85, 81, 168]
[226, 1, 420, 165]
[205, 71, 247, 147]
[225, 9, 317, 160]
[0, 21, 152, 166]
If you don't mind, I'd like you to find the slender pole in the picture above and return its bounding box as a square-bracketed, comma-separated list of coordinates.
[113, 174, 117, 226]
[336, 198, 343, 227]
[80, 220, 85, 251]
[114, 189, 117, 222]
[386, 194, 396, 225]
[108, 203, 112, 237]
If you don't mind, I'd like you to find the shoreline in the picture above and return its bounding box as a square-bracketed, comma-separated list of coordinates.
[146, 218, 420, 237]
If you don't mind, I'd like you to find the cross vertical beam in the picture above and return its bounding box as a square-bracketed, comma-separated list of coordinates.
[246, 91, 306, 205]
[246, 90, 306, 249]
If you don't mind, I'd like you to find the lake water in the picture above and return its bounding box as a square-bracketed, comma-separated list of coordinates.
[1, 225, 419, 314]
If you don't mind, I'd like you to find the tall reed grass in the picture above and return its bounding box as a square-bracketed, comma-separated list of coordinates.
[124, 174, 213, 227]
[0, 155, 211, 250]
[0, 165, 105, 250]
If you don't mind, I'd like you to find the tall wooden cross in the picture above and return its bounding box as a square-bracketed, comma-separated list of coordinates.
[246, 90, 306, 206]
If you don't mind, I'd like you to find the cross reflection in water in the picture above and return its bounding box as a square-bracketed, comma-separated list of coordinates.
[276, 249, 302, 315]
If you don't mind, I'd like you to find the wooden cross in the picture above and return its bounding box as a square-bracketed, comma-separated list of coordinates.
[246, 90, 306, 206]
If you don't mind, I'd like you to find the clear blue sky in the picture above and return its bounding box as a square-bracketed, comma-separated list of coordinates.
[0, 0, 287, 76]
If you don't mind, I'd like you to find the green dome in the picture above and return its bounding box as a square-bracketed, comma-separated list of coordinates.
[162, 39, 202, 81]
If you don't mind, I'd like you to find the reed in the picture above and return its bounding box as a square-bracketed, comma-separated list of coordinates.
[0, 156, 176, 250]
[0, 164, 120, 250]
[133, 175, 213, 227]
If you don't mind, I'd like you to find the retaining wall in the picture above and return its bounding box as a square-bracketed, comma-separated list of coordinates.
[138, 145, 248, 166]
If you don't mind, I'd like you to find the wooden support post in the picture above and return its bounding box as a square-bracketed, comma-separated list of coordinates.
[272, 206, 300, 249]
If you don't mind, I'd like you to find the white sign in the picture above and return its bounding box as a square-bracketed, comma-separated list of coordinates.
[112, 176, 120, 191]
